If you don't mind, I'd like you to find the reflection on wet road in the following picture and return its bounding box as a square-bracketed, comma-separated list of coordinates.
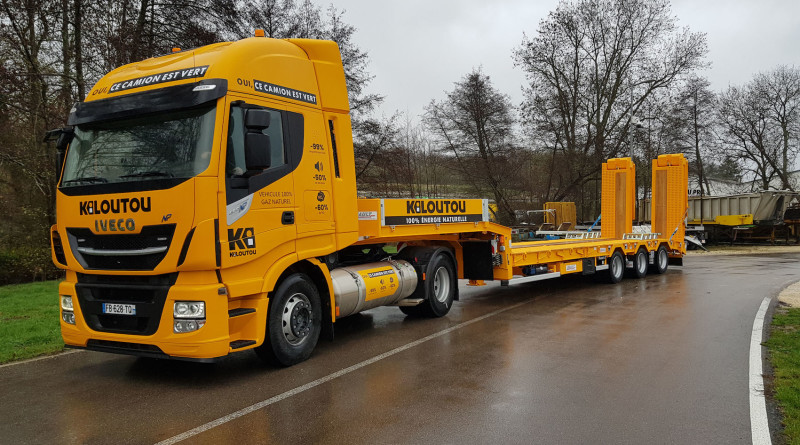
[1, 254, 797, 444]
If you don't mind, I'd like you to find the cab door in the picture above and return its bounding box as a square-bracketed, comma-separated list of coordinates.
[220, 96, 301, 288]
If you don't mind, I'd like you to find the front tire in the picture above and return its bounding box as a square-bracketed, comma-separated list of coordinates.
[255, 273, 322, 367]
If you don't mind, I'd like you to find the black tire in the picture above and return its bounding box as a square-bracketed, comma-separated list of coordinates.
[630, 248, 648, 279]
[604, 250, 625, 284]
[397, 249, 456, 318]
[651, 245, 669, 274]
[422, 253, 456, 317]
[255, 273, 321, 367]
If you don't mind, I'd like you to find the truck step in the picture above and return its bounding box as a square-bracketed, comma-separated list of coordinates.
[395, 298, 423, 307]
[230, 340, 256, 350]
[228, 308, 256, 318]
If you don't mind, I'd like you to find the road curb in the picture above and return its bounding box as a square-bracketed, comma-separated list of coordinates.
[0, 349, 83, 369]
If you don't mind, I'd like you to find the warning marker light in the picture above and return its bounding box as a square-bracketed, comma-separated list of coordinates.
[172, 47, 181, 53]
[254, 29, 266, 37]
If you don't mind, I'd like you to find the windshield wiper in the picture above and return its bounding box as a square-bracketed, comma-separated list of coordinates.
[62, 176, 108, 185]
[119, 171, 174, 179]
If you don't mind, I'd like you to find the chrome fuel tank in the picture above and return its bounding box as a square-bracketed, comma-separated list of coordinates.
[331, 259, 418, 318]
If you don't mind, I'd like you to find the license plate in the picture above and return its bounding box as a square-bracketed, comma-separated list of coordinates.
[102, 303, 136, 316]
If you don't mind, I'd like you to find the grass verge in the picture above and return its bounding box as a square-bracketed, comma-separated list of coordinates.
[0, 280, 64, 364]
[766, 306, 800, 443]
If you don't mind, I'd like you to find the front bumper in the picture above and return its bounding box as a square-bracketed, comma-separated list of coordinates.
[59, 276, 232, 361]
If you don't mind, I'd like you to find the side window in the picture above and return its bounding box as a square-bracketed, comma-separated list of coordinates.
[225, 103, 295, 205]
[225, 104, 285, 178]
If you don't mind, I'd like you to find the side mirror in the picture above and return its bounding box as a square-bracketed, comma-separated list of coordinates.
[44, 127, 74, 180]
[244, 109, 271, 171]
[44, 126, 74, 151]
[245, 108, 271, 129]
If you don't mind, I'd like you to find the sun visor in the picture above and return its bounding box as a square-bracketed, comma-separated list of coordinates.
[68, 79, 228, 126]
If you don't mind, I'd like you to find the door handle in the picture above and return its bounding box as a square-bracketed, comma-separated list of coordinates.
[281, 211, 294, 225]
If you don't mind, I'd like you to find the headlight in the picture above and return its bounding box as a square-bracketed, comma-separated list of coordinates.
[61, 295, 73, 311]
[62, 311, 75, 325]
[173, 301, 205, 318]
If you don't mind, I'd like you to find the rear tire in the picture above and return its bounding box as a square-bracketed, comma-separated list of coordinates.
[397, 249, 456, 318]
[651, 245, 669, 274]
[425, 254, 456, 317]
[630, 248, 648, 279]
[604, 251, 625, 284]
[255, 273, 321, 367]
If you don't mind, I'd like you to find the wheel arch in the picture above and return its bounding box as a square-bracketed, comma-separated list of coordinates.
[398, 245, 459, 302]
[266, 259, 335, 339]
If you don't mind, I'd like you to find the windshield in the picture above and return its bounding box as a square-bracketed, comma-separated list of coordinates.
[61, 105, 217, 187]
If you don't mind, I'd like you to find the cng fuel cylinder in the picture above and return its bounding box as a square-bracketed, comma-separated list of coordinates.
[331, 259, 419, 318]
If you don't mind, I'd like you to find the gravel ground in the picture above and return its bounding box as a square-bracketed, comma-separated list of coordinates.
[778, 281, 800, 307]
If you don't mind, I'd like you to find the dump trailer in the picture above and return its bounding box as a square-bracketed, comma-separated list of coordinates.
[47, 34, 688, 366]
[639, 190, 798, 243]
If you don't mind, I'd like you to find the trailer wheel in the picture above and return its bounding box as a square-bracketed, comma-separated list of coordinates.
[255, 273, 321, 367]
[400, 250, 456, 318]
[604, 251, 625, 284]
[651, 245, 669, 274]
[631, 248, 648, 279]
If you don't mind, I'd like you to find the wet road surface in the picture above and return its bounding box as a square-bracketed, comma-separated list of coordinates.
[2, 254, 798, 444]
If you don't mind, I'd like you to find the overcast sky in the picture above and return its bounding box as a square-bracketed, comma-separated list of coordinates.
[331, 0, 800, 121]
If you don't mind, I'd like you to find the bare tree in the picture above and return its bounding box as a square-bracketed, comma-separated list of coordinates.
[754, 66, 800, 190]
[667, 75, 717, 194]
[513, 0, 707, 206]
[425, 68, 521, 225]
[718, 85, 779, 190]
[718, 67, 800, 191]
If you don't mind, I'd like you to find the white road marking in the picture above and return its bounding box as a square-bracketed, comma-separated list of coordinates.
[750, 297, 772, 445]
[0, 349, 83, 369]
[155, 299, 532, 445]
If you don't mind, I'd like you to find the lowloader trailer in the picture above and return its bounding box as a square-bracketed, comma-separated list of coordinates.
[47, 33, 688, 366]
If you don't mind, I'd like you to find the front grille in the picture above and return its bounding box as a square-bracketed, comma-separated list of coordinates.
[76, 273, 177, 335]
[67, 224, 176, 270]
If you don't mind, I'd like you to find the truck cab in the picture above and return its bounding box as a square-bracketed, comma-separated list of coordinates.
[53, 36, 363, 364]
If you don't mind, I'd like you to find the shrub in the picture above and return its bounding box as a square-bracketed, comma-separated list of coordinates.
[0, 247, 63, 285]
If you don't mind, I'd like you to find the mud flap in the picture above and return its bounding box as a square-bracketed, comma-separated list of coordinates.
[668, 257, 683, 266]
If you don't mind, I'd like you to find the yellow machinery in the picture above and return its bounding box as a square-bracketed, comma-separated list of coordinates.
[47, 34, 689, 366]
[543, 202, 576, 231]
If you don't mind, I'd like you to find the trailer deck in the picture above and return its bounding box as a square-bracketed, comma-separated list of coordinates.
[354, 154, 688, 285]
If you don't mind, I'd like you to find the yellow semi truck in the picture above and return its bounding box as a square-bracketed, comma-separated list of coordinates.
[48, 34, 688, 366]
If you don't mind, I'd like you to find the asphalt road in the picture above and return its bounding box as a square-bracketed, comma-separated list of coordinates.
[2, 253, 798, 444]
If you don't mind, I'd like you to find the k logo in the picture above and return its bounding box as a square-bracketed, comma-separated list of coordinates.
[228, 227, 256, 251]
